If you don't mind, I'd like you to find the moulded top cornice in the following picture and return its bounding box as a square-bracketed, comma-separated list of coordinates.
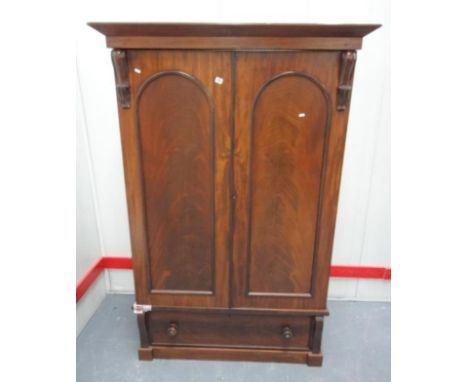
[88, 22, 381, 38]
[88, 22, 381, 50]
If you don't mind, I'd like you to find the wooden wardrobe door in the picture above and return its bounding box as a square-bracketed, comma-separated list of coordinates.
[232, 52, 340, 310]
[122, 51, 232, 308]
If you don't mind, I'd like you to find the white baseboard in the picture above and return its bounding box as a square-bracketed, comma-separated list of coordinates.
[76, 273, 106, 337]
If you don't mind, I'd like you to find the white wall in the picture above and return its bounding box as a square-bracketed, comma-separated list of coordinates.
[76, 72, 103, 280]
[76, 71, 107, 336]
[76, 0, 390, 301]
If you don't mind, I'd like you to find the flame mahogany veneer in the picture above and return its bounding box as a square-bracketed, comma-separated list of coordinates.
[89, 22, 380, 366]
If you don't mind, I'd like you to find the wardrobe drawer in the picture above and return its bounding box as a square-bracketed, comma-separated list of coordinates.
[149, 312, 310, 350]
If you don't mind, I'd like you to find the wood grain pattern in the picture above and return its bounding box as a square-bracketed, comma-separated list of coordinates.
[310, 316, 324, 353]
[105, 36, 362, 50]
[89, 22, 380, 50]
[136, 72, 215, 293]
[307, 351, 323, 366]
[93, 22, 377, 365]
[136, 312, 150, 348]
[122, 51, 232, 308]
[150, 345, 322, 365]
[247, 72, 330, 296]
[110, 49, 130, 108]
[336, 51, 357, 111]
[232, 52, 337, 310]
[88, 22, 380, 38]
[149, 305, 329, 316]
[138, 347, 153, 361]
[149, 312, 309, 350]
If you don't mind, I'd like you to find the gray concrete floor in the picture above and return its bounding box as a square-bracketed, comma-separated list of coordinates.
[77, 295, 390, 382]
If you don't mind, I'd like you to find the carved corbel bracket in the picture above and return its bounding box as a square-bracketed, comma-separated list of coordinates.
[336, 51, 357, 111]
[111, 49, 130, 108]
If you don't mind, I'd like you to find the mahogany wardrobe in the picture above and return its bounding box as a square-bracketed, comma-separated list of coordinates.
[89, 22, 380, 366]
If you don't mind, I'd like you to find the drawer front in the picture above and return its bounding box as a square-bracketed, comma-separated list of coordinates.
[149, 312, 310, 350]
